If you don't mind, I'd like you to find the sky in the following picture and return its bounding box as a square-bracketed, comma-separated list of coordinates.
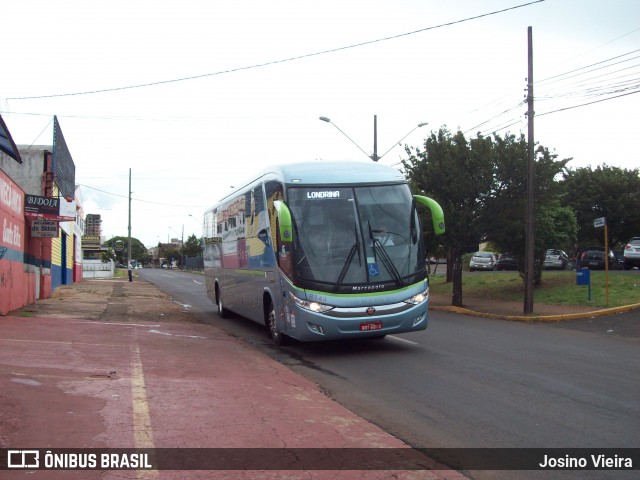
[2, 0, 639, 248]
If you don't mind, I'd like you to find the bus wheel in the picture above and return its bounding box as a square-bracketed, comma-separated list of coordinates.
[216, 287, 229, 318]
[266, 300, 285, 345]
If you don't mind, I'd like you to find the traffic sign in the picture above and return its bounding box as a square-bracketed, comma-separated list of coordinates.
[593, 217, 606, 228]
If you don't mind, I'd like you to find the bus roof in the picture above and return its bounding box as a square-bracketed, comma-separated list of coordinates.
[214, 161, 407, 206]
[267, 161, 406, 185]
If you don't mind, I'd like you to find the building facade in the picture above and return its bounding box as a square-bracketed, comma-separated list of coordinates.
[0, 117, 83, 314]
[85, 214, 101, 236]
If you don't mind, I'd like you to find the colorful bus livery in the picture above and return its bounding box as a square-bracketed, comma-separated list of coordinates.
[203, 161, 444, 344]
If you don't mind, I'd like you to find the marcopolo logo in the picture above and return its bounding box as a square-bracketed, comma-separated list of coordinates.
[306, 191, 340, 199]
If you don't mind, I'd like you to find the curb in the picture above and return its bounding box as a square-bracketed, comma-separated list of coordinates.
[430, 303, 640, 322]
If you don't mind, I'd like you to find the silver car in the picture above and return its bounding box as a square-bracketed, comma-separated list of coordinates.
[623, 237, 640, 270]
[543, 249, 570, 270]
[469, 251, 497, 271]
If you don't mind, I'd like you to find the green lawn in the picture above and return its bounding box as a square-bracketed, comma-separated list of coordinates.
[429, 271, 640, 308]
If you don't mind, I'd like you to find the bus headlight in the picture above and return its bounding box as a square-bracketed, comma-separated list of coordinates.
[290, 292, 334, 313]
[404, 288, 429, 305]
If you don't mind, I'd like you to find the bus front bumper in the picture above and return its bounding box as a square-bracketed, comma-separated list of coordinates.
[284, 300, 429, 342]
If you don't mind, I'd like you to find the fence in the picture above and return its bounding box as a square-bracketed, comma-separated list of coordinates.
[82, 259, 114, 279]
[184, 255, 204, 271]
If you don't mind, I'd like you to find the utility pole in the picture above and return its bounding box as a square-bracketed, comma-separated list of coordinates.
[524, 26, 535, 314]
[372, 115, 379, 162]
[128, 168, 133, 282]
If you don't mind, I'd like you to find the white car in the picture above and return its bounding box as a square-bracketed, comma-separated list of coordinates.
[623, 237, 640, 270]
[543, 249, 570, 270]
[469, 251, 497, 271]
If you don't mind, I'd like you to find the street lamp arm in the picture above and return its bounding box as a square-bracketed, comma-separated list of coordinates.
[319, 116, 371, 160]
[378, 122, 428, 160]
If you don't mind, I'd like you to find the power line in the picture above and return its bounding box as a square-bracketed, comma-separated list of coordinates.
[463, 101, 525, 135]
[77, 183, 206, 208]
[478, 118, 524, 137]
[7, 0, 546, 101]
[463, 47, 640, 135]
[536, 89, 640, 117]
[536, 48, 640, 85]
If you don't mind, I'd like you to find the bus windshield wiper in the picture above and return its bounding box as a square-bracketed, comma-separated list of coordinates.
[334, 241, 360, 292]
[334, 226, 362, 292]
[368, 221, 403, 287]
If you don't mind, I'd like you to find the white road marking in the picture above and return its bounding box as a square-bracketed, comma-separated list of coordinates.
[148, 329, 207, 339]
[387, 335, 419, 345]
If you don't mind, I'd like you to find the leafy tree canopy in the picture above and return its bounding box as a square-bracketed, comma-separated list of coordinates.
[104, 236, 148, 265]
[560, 164, 640, 248]
[182, 233, 203, 257]
[403, 127, 494, 305]
[403, 128, 575, 305]
[482, 133, 575, 284]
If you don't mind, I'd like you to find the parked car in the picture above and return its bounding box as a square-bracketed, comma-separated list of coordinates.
[495, 253, 518, 271]
[623, 237, 640, 270]
[543, 249, 571, 270]
[577, 247, 620, 270]
[613, 249, 624, 264]
[469, 251, 497, 271]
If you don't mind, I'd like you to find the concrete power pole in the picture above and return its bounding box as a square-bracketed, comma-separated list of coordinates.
[372, 115, 379, 162]
[524, 26, 535, 314]
[128, 168, 133, 282]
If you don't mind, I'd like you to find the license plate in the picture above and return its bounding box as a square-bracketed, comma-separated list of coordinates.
[589, 261, 599, 266]
[360, 321, 383, 331]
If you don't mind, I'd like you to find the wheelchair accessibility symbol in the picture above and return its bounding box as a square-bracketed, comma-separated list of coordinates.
[368, 263, 380, 276]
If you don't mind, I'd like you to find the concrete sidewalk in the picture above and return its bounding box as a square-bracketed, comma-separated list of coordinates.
[0, 279, 466, 480]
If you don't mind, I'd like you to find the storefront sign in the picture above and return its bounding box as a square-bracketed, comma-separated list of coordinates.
[82, 235, 101, 248]
[24, 194, 76, 221]
[31, 220, 59, 238]
[24, 194, 59, 217]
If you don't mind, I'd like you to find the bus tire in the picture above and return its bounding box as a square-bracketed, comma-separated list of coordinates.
[216, 286, 229, 319]
[266, 299, 286, 345]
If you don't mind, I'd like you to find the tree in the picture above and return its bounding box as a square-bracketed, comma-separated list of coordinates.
[104, 236, 149, 266]
[560, 164, 640, 248]
[482, 133, 574, 284]
[164, 248, 181, 266]
[182, 234, 203, 257]
[403, 128, 493, 307]
[405, 127, 576, 307]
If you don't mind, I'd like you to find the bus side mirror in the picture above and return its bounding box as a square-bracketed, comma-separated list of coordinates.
[273, 200, 293, 243]
[414, 195, 445, 235]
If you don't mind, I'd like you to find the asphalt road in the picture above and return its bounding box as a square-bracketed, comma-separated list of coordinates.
[139, 268, 640, 480]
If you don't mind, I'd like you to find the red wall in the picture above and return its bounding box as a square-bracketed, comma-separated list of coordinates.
[0, 169, 36, 314]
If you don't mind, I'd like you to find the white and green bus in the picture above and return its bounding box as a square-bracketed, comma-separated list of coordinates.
[203, 161, 444, 344]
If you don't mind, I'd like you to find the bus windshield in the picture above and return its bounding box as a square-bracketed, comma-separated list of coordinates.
[287, 184, 425, 293]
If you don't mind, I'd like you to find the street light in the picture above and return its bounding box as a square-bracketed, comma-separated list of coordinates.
[188, 213, 204, 243]
[378, 121, 428, 160]
[320, 115, 427, 162]
[319, 116, 370, 160]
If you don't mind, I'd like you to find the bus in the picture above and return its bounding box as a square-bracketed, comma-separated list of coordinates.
[202, 161, 444, 344]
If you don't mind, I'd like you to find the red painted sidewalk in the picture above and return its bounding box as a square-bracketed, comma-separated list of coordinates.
[0, 279, 468, 479]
